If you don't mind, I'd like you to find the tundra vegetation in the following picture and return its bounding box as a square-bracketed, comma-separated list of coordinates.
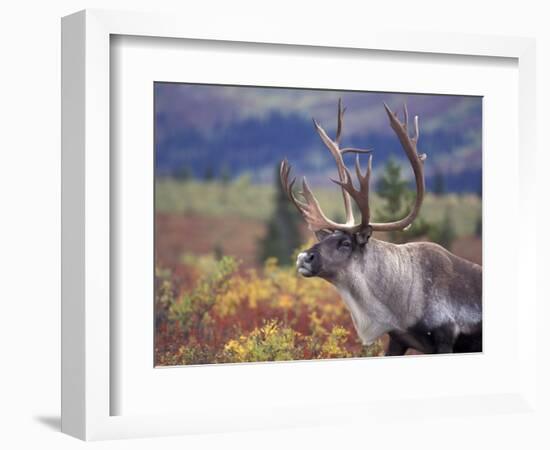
[155, 165, 481, 365]
[155, 252, 385, 366]
[154, 87, 482, 364]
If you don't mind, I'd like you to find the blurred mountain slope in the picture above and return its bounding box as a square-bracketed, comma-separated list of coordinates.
[155, 84, 482, 193]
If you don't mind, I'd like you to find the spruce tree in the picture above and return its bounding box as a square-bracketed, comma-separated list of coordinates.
[433, 170, 445, 196]
[375, 157, 430, 243]
[219, 163, 231, 185]
[203, 166, 215, 181]
[475, 214, 482, 238]
[429, 208, 456, 249]
[258, 165, 303, 265]
[376, 157, 409, 220]
[175, 165, 192, 182]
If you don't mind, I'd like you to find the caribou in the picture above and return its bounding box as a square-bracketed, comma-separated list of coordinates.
[280, 101, 482, 355]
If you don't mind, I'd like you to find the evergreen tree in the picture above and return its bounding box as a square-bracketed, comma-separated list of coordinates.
[474, 178, 482, 239]
[476, 176, 483, 199]
[375, 157, 430, 243]
[175, 165, 192, 182]
[475, 213, 482, 238]
[203, 166, 215, 181]
[219, 163, 231, 185]
[433, 170, 445, 196]
[429, 209, 456, 249]
[376, 157, 409, 221]
[213, 242, 224, 260]
[258, 165, 303, 265]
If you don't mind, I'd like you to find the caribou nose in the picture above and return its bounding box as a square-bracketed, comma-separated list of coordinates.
[296, 251, 316, 277]
[296, 251, 315, 267]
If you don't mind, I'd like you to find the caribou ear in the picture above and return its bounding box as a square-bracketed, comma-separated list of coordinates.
[355, 226, 373, 245]
[314, 229, 332, 241]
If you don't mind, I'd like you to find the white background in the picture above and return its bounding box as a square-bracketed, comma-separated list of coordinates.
[1, 1, 548, 449]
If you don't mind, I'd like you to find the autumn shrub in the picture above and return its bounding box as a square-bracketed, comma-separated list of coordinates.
[155, 252, 384, 366]
[168, 256, 237, 338]
[223, 320, 302, 363]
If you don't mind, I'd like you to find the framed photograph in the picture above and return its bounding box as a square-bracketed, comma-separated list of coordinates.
[61, 9, 537, 441]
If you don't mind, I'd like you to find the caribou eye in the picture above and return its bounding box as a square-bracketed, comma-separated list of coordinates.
[339, 239, 351, 249]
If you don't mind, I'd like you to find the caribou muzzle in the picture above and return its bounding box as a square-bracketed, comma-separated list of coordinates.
[296, 250, 321, 277]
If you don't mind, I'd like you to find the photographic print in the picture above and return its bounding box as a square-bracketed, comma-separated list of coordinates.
[154, 83, 482, 366]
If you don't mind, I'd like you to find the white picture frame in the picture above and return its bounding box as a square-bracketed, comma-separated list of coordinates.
[61, 9, 538, 441]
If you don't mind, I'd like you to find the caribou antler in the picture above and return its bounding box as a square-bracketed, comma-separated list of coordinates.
[331, 153, 373, 229]
[280, 160, 356, 232]
[312, 99, 372, 226]
[280, 101, 427, 237]
[369, 103, 427, 232]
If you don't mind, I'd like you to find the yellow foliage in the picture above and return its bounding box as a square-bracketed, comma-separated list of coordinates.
[223, 320, 301, 363]
[320, 326, 352, 359]
[156, 254, 384, 365]
[277, 294, 293, 310]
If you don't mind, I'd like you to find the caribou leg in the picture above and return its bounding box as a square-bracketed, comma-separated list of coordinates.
[386, 333, 408, 356]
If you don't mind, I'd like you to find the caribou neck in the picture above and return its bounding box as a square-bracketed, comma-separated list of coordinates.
[330, 238, 418, 345]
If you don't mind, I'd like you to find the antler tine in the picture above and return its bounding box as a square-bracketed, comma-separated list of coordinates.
[279, 160, 352, 233]
[362, 154, 373, 224]
[313, 114, 354, 226]
[331, 153, 372, 227]
[351, 153, 373, 225]
[355, 153, 372, 191]
[280, 160, 303, 210]
[336, 98, 346, 145]
[371, 104, 427, 232]
[340, 148, 373, 155]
